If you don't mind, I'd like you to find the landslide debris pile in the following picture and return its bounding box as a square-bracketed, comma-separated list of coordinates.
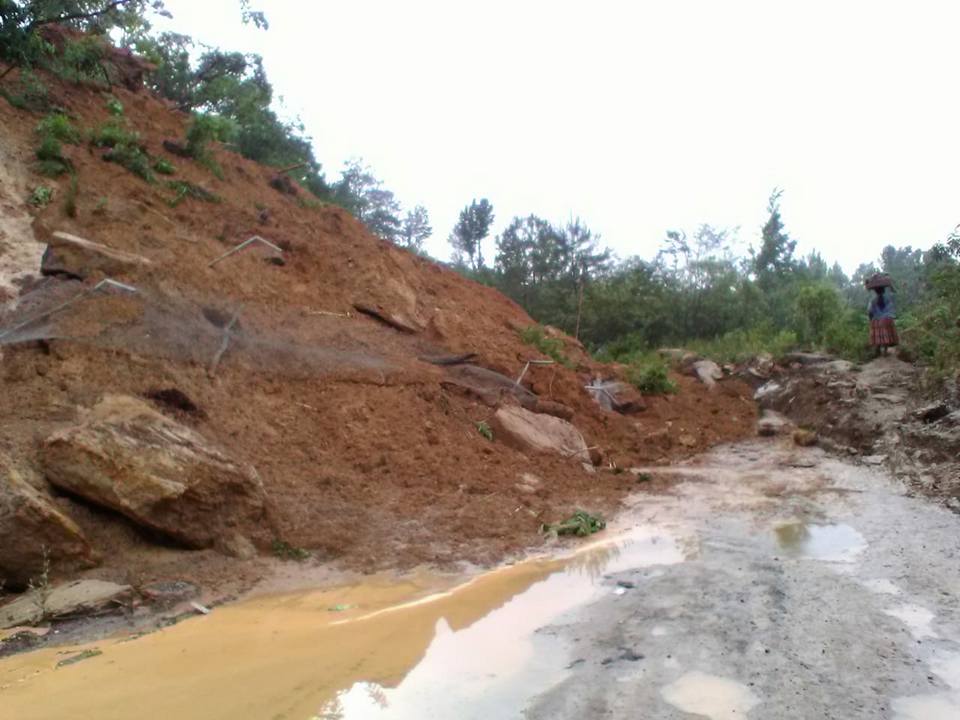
[0, 66, 757, 600]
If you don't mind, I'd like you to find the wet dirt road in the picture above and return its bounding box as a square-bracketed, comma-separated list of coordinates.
[1, 438, 959, 720]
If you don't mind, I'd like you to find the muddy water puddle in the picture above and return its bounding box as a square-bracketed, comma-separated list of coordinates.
[773, 521, 867, 562]
[0, 523, 689, 720]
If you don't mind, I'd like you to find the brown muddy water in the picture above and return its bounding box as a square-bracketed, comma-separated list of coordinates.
[0, 523, 690, 720]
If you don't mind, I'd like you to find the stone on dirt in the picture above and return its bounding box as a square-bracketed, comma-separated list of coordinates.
[757, 409, 791, 437]
[490, 405, 591, 467]
[792, 428, 818, 447]
[533, 399, 575, 420]
[39, 394, 270, 550]
[0, 455, 95, 590]
[690, 360, 723, 389]
[40, 231, 151, 280]
[585, 380, 646, 414]
[0, 579, 131, 628]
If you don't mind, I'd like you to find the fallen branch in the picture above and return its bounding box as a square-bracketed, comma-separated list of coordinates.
[208, 236, 283, 268]
[515, 359, 555, 388]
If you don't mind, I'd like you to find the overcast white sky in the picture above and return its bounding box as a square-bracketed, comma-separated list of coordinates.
[159, 0, 959, 271]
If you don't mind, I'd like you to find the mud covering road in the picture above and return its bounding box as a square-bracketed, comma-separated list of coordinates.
[1, 437, 958, 720]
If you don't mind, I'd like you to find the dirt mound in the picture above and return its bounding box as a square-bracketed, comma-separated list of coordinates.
[757, 354, 960, 506]
[0, 68, 757, 601]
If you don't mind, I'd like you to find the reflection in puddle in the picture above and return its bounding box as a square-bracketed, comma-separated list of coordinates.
[660, 671, 760, 720]
[862, 578, 901, 596]
[0, 524, 688, 720]
[317, 526, 686, 719]
[774, 522, 866, 562]
[884, 604, 938, 640]
[892, 693, 960, 720]
[893, 650, 960, 719]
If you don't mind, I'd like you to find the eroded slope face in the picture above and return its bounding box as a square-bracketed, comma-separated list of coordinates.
[0, 69, 757, 597]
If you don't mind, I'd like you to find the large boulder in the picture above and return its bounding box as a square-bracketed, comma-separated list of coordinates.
[40, 230, 151, 280]
[490, 404, 592, 467]
[40, 395, 270, 550]
[0, 456, 95, 590]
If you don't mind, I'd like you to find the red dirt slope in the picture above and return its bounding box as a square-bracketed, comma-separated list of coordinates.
[0, 68, 757, 596]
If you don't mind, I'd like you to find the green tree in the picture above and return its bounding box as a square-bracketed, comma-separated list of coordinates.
[754, 188, 797, 287]
[399, 205, 432, 252]
[450, 198, 494, 271]
[332, 159, 401, 242]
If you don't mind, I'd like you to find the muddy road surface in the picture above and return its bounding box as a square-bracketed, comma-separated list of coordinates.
[1, 438, 958, 720]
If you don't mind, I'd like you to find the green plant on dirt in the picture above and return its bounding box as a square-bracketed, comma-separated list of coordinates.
[271, 539, 310, 561]
[91, 121, 154, 182]
[27, 546, 52, 616]
[93, 196, 108, 215]
[53, 36, 108, 85]
[541, 510, 606, 538]
[35, 134, 71, 177]
[625, 357, 678, 395]
[184, 114, 224, 179]
[153, 157, 175, 175]
[0, 70, 51, 112]
[37, 113, 80, 144]
[63, 173, 78, 217]
[28, 185, 53, 207]
[34, 112, 81, 177]
[166, 180, 220, 207]
[105, 96, 124, 116]
[475, 420, 493, 441]
[519, 325, 573, 367]
[635, 472, 652, 483]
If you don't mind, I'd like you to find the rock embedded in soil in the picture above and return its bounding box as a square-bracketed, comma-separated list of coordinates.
[0, 455, 95, 590]
[39, 230, 151, 280]
[39, 394, 270, 551]
[0, 579, 131, 628]
[757, 409, 792, 437]
[792, 428, 818, 447]
[490, 404, 591, 466]
[585, 380, 646, 414]
[690, 360, 723, 389]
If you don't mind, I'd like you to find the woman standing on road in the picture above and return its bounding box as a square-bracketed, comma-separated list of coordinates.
[866, 274, 898, 356]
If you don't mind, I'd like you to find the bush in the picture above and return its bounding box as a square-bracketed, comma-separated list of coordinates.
[37, 113, 80, 144]
[28, 185, 53, 207]
[35, 135, 70, 177]
[91, 121, 154, 182]
[184, 114, 224, 178]
[105, 96, 123, 116]
[519, 325, 573, 367]
[54, 37, 107, 85]
[688, 326, 798, 364]
[153, 158, 175, 175]
[625, 357, 678, 395]
[166, 180, 220, 206]
[0, 70, 51, 112]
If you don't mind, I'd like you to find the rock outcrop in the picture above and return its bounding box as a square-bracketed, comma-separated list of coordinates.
[0, 456, 95, 590]
[40, 395, 270, 550]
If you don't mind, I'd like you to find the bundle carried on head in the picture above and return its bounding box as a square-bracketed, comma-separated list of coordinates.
[864, 272, 894, 290]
